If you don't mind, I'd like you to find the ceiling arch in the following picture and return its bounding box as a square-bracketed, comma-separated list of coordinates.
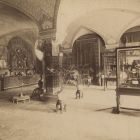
[0, 29, 38, 47]
[61, 9, 140, 47]
[0, 3, 39, 46]
[118, 18, 140, 41]
[63, 26, 106, 48]
[0, 3, 38, 44]
[72, 27, 93, 45]
[0, 0, 60, 31]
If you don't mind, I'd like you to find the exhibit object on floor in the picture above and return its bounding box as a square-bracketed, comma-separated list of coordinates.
[115, 46, 140, 113]
[12, 93, 30, 104]
[56, 99, 67, 112]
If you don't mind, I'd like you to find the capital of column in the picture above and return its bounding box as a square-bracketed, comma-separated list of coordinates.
[105, 43, 119, 49]
[39, 29, 56, 40]
[39, 38, 60, 57]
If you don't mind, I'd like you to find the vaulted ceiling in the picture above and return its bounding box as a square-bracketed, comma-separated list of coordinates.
[0, 0, 60, 46]
[1, 0, 140, 50]
[0, 3, 37, 39]
[0, 0, 60, 31]
[56, 0, 140, 49]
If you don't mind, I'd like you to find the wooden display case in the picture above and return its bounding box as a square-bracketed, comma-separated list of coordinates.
[115, 46, 140, 113]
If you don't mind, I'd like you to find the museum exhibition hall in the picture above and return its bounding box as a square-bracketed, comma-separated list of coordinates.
[1, 0, 140, 140]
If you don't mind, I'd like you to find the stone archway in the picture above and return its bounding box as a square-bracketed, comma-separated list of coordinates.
[120, 26, 140, 47]
[72, 33, 105, 85]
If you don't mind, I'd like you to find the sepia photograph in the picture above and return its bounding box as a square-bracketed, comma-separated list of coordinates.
[0, 0, 140, 140]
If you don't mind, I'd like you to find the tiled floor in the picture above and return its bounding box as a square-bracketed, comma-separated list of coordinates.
[0, 85, 140, 140]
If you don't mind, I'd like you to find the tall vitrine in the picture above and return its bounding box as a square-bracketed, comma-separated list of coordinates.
[115, 46, 140, 113]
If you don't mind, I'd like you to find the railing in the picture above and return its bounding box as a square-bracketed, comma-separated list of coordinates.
[2, 75, 40, 90]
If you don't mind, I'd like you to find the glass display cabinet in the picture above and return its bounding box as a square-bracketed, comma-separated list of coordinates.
[115, 46, 140, 113]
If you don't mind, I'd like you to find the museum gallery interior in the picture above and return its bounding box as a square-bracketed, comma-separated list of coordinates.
[1, 0, 140, 114]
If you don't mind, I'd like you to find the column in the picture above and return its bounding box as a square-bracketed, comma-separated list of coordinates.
[98, 38, 101, 72]
[77, 44, 78, 67]
[40, 38, 62, 101]
[80, 42, 82, 66]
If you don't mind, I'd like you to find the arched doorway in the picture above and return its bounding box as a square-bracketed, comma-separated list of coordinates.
[72, 33, 105, 85]
[120, 26, 140, 47]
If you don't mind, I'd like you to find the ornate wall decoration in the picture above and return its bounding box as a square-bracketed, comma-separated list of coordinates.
[7, 36, 34, 71]
[0, 45, 8, 68]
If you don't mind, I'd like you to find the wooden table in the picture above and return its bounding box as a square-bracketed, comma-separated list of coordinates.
[12, 95, 30, 104]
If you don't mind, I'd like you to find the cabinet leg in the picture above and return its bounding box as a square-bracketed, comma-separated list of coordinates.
[116, 95, 120, 114]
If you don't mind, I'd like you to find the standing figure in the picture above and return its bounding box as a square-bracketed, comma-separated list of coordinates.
[76, 83, 83, 99]
[101, 73, 105, 86]
[38, 75, 43, 89]
[87, 76, 91, 87]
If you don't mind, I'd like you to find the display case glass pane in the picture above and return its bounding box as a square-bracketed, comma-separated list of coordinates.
[117, 47, 140, 88]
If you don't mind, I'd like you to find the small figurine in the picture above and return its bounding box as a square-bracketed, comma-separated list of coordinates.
[56, 98, 67, 112]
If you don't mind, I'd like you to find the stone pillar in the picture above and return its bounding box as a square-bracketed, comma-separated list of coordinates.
[58, 51, 64, 90]
[40, 38, 62, 101]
